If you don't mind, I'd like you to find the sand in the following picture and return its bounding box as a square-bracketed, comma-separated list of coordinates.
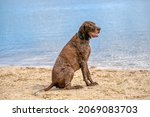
[0, 67, 150, 100]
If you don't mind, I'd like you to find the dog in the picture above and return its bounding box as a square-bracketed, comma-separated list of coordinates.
[34, 21, 100, 95]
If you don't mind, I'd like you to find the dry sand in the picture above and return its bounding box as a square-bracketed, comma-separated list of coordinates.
[0, 67, 150, 100]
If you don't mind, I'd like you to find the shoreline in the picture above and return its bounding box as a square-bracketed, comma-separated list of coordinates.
[0, 66, 150, 100]
[1, 65, 150, 71]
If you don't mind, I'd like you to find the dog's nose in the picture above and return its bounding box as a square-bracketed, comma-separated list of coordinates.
[97, 27, 101, 33]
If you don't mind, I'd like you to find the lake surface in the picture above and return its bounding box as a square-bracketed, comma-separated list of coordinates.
[0, 0, 150, 69]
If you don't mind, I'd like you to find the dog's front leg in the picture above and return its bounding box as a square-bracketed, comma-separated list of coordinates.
[86, 66, 98, 86]
[82, 61, 98, 86]
[81, 61, 91, 86]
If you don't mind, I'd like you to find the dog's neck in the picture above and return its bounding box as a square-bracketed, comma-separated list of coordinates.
[77, 33, 90, 41]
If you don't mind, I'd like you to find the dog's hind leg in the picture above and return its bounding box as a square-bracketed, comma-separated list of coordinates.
[64, 68, 83, 90]
[63, 67, 74, 90]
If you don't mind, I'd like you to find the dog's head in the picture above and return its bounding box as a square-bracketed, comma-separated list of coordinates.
[78, 21, 101, 40]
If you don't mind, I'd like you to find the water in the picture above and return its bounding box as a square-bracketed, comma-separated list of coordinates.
[0, 0, 150, 69]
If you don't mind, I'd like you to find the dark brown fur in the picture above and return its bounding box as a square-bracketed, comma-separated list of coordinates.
[44, 21, 100, 91]
[34, 21, 100, 95]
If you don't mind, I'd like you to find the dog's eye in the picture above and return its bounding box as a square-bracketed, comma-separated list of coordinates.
[90, 26, 95, 32]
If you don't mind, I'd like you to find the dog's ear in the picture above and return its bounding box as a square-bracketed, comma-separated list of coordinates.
[79, 25, 85, 34]
[78, 24, 90, 40]
[79, 23, 90, 34]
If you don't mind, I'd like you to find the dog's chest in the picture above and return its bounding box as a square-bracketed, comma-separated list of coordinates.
[79, 43, 91, 59]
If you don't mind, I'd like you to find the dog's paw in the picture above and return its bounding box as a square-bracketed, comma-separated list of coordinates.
[89, 82, 98, 86]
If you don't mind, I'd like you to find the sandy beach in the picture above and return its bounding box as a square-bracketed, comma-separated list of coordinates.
[0, 67, 150, 100]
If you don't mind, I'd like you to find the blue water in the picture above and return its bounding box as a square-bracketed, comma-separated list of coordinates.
[0, 0, 150, 69]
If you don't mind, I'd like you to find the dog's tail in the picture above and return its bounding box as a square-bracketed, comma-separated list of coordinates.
[33, 83, 55, 96]
[44, 83, 54, 91]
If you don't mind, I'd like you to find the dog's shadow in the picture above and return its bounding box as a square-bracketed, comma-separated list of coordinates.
[32, 84, 84, 95]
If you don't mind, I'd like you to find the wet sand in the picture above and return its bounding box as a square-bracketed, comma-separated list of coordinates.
[0, 67, 150, 100]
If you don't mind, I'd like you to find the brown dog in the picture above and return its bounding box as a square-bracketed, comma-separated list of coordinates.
[44, 21, 100, 91]
[34, 21, 100, 95]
